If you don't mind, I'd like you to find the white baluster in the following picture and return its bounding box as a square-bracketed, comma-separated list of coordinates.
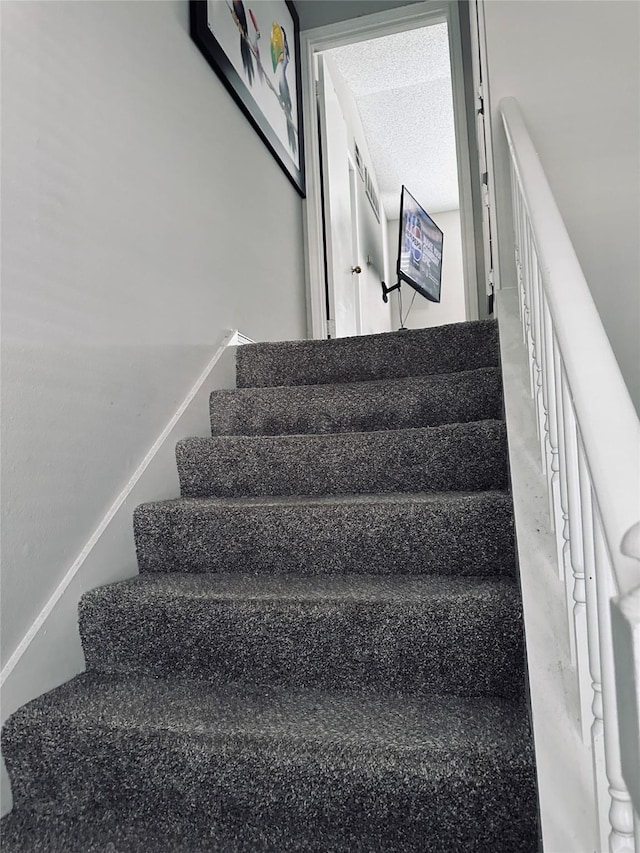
[553, 344, 577, 664]
[577, 441, 608, 852]
[512, 166, 526, 329]
[520, 207, 535, 398]
[562, 378, 592, 744]
[593, 509, 636, 852]
[525, 219, 538, 404]
[541, 289, 560, 540]
[528, 239, 547, 469]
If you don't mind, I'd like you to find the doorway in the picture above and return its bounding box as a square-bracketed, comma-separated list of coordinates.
[300, 1, 490, 340]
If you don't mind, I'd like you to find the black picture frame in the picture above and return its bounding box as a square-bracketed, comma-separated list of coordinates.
[190, 0, 305, 197]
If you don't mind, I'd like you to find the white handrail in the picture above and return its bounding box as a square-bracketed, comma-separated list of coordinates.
[500, 96, 640, 598]
[499, 96, 640, 853]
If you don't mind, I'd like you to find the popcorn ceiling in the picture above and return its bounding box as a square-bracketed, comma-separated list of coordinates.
[326, 23, 458, 218]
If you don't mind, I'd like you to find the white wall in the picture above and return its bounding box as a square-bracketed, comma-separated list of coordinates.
[387, 208, 466, 329]
[323, 55, 392, 335]
[483, 0, 640, 411]
[1, 0, 307, 671]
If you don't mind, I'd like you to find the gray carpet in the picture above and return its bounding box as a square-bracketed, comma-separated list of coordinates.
[210, 367, 503, 436]
[2, 319, 539, 851]
[176, 421, 508, 498]
[133, 490, 516, 577]
[79, 573, 524, 699]
[235, 318, 500, 387]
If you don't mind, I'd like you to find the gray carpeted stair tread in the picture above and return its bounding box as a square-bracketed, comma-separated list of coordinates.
[1, 804, 535, 853]
[0, 809, 204, 853]
[134, 489, 515, 577]
[1, 807, 419, 853]
[78, 572, 524, 699]
[177, 420, 508, 498]
[2, 672, 538, 852]
[236, 319, 500, 388]
[1, 800, 539, 853]
[210, 367, 503, 436]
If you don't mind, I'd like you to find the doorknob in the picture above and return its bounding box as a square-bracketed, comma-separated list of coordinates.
[351, 265, 362, 275]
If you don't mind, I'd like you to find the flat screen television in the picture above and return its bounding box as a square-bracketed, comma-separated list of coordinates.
[397, 186, 443, 303]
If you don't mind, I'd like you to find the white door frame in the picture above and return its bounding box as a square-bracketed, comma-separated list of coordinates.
[316, 53, 362, 339]
[347, 152, 364, 336]
[468, 0, 501, 300]
[300, 0, 485, 340]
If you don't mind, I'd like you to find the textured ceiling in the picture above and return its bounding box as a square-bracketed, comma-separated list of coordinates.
[325, 23, 459, 219]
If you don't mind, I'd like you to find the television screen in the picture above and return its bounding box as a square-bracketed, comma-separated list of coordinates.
[397, 186, 443, 303]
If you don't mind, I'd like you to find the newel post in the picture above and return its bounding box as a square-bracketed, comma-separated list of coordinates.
[592, 513, 636, 852]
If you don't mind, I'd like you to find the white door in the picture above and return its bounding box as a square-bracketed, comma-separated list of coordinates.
[317, 55, 361, 338]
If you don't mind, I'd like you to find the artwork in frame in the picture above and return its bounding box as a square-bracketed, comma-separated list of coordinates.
[190, 0, 305, 197]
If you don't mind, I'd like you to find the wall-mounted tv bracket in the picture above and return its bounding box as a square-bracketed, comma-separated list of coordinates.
[381, 280, 401, 303]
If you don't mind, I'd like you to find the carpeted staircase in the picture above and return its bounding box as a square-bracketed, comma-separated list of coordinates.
[1, 319, 539, 852]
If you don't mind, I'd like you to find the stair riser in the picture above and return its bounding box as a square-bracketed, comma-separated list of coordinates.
[177, 422, 508, 499]
[134, 494, 516, 577]
[236, 319, 500, 388]
[79, 593, 524, 699]
[3, 724, 538, 853]
[210, 369, 503, 436]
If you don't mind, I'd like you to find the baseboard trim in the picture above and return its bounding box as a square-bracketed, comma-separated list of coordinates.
[0, 329, 250, 689]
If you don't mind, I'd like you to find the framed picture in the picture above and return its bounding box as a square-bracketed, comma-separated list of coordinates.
[190, 0, 305, 197]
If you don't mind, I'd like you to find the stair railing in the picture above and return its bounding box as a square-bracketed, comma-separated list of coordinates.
[499, 96, 640, 853]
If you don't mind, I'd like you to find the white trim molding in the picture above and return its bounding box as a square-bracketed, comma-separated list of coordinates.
[229, 331, 255, 347]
